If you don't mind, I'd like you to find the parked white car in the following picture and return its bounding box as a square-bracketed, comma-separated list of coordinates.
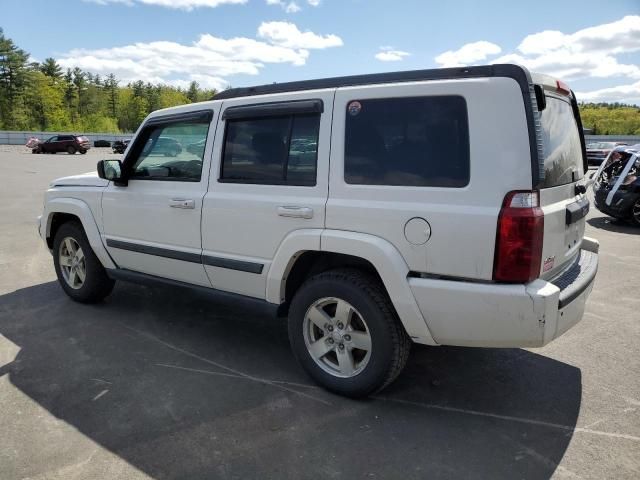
[38, 64, 599, 397]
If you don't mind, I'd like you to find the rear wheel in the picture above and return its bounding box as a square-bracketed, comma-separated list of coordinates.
[66, 146, 76, 154]
[288, 268, 411, 398]
[53, 222, 115, 303]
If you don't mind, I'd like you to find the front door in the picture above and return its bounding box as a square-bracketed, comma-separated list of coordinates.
[101, 109, 216, 286]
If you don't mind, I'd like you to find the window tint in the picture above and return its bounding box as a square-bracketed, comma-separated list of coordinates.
[344, 96, 469, 187]
[539, 96, 583, 188]
[130, 120, 210, 181]
[221, 113, 319, 186]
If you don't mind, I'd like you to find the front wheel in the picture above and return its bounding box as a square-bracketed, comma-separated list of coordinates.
[288, 268, 411, 398]
[53, 222, 115, 303]
[79, 149, 87, 155]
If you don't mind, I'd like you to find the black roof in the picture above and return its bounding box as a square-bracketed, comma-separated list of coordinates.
[214, 64, 531, 100]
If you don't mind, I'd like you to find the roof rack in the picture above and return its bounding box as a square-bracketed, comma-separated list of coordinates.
[213, 64, 529, 100]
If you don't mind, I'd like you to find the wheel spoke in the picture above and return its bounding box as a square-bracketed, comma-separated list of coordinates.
[334, 299, 352, 326]
[64, 238, 76, 255]
[69, 270, 78, 287]
[308, 305, 332, 330]
[348, 331, 371, 351]
[75, 249, 84, 263]
[336, 348, 355, 376]
[76, 266, 86, 283]
[308, 339, 333, 360]
[59, 255, 72, 267]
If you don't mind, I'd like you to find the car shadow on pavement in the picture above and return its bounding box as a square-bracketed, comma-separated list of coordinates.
[0, 281, 582, 480]
[587, 216, 640, 235]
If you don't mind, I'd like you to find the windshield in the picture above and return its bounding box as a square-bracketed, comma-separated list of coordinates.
[539, 96, 584, 188]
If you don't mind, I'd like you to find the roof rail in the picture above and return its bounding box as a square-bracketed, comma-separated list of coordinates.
[213, 64, 528, 100]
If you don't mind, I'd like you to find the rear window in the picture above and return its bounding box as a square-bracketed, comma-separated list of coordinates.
[344, 96, 470, 187]
[539, 96, 584, 188]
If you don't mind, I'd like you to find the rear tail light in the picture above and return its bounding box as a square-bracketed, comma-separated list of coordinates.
[493, 191, 544, 283]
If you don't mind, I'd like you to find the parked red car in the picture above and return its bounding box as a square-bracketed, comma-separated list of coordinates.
[32, 135, 91, 155]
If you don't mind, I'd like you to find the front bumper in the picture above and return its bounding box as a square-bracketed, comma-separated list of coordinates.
[409, 238, 599, 348]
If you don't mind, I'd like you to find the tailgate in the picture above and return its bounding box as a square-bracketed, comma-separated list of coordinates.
[535, 88, 587, 278]
[539, 184, 587, 279]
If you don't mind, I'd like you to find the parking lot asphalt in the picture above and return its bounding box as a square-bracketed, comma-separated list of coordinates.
[0, 147, 639, 480]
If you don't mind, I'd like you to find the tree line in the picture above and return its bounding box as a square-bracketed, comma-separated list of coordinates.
[578, 102, 640, 135]
[0, 28, 216, 134]
[2, 27, 640, 135]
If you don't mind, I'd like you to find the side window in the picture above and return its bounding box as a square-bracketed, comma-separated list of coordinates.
[344, 96, 470, 187]
[221, 113, 320, 186]
[130, 119, 210, 182]
[47, 136, 58, 142]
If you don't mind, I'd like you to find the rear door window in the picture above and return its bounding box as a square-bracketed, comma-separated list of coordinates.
[221, 113, 320, 186]
[344, 96, 470, 187]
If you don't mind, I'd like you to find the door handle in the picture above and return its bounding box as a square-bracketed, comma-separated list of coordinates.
[169, 198, 195, 209]
[277, 206, 314, 219]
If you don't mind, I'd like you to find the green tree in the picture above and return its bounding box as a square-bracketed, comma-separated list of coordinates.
[39, 57, 63, 79]
[187, 80, 199, 103]
[0, 28, 31, 129]
[104, 73, 119, 119]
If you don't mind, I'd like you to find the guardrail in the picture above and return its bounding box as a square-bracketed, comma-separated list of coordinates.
[585, 135, 640, 144]
[0, 131, 133, 146]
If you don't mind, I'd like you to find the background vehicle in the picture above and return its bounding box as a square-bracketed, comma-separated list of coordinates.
[94, 140, 111, 148]
[593, 144, 640, 226]
[186, 138, 206, 158]
[33, 135, 90, 154]
[145, 136, 182, 157]
[112, 139, 130, 154]
[39, 64, 598, 398]
[586, 141, 627, 166]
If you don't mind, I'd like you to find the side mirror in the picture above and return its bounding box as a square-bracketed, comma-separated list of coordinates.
[97, 159, 127, 186]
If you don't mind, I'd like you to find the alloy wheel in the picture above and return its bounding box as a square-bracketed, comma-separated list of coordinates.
[59, 237, 86, 289]
[303, 297, 372, 378]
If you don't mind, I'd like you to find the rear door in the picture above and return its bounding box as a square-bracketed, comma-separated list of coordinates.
[201, 90, 333, 299]
[536, 87, 588, 279]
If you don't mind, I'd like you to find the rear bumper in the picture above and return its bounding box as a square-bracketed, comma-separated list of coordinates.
[409, 238, 599, 348]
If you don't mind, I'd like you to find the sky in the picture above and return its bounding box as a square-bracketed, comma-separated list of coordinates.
[2, 0, 640, 103]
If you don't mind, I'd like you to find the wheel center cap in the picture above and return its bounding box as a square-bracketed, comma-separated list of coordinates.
[331, 331, 343, 342]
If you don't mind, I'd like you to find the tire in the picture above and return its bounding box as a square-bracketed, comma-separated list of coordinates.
[288, 268, 411, 398]
[66, 146, 76, 154]
[631, 198, 640, 227]
[79, 149, 87, 154]
[53, 221, 115, 303]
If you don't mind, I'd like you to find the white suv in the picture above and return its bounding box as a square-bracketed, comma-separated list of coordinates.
[38, 64, 599, 397]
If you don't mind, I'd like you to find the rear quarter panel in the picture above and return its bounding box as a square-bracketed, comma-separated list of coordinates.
[327, 77, 533, 280]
